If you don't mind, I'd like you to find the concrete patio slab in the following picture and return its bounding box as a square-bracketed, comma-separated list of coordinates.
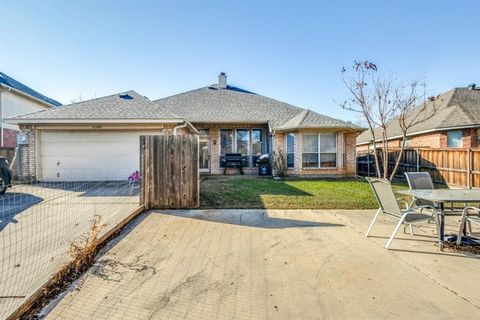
[330, 209, 480, 311]
[44, 209, 480, 319]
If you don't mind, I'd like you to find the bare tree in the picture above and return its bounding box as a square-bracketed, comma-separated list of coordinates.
[340, 60, 435, 180]
[389, 82, 436, 179]
[339, 60, 395, 178]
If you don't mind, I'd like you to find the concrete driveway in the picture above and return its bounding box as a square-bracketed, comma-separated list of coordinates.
[44, 209, 480, 320]
[0, 181, 140, 319]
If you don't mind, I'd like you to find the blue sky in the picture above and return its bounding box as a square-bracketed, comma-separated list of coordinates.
[1, 0, 479, 122]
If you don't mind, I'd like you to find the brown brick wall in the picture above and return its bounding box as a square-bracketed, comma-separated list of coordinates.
[19, 128, 36, 181]
[412, 132, 443, 148]
[344, 131, 357, 175]
[357, 128, 480, 152]
[462, 128, 478, 148]
[279, 130, 357, 178]
[472, 129, 479, 148]
[2, 128, 18, 148]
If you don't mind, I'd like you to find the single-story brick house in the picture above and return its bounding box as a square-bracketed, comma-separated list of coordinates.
[10, 73, 362, 181]
[357, 85, 480, 151]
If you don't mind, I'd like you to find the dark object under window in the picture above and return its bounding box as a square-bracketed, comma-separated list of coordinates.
[223, 153, 244, 175]
[257, 154, 271, 176]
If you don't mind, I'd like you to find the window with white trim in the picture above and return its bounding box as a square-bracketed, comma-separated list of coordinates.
[286, 133, 295, 168]
[302, 133, 337, 168]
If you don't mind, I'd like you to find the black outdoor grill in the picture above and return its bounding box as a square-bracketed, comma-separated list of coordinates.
[224, 153, 244, 175]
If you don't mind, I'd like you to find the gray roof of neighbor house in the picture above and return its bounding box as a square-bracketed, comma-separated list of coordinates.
[154, 84, 362, 131]
[0, 72, 62, 107]
[9, 90, 182, 123]
[357, 87, 480, 145]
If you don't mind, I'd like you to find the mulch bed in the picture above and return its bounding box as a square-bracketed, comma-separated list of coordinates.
[444, 235, 480, 255]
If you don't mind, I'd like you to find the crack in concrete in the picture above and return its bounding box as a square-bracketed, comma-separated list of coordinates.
[148, 270, 204, 318]
[92, 254, 157, 283]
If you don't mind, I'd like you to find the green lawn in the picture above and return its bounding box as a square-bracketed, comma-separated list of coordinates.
[200, 176, 409, 209]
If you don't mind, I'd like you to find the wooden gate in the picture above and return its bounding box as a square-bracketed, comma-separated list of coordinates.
[140, 134, 199, 209]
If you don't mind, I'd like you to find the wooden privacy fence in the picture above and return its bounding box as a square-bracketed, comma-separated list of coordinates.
[140, 134, 199, 209]
[357, 148, 480, 188]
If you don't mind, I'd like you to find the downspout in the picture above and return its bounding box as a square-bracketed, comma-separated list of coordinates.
[173, 120, 198, 135]
[173, 122, 187, 135]
[270, 130, 276, 172]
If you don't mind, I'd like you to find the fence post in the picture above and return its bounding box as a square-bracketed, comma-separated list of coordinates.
[467, 148, 471, 189]
[416, 149, 420, 172]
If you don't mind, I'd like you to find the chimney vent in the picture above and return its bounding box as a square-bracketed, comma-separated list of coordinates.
[218, 72, 227, 89]
[468, 83, 476, 90]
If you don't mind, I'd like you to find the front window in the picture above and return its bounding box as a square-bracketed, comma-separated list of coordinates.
[302, 133, 337, 168]
[447, 130, 462, 148]
[477, 129, 480, 147]
[286, 133, 295, 168]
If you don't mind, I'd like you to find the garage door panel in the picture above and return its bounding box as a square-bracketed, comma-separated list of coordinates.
[40, 131, 157, 181]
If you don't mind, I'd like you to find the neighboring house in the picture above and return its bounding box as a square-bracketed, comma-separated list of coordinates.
[10, 73, 362, 181]
[357, 84, 480, 151]
[0, 72, 61, 148]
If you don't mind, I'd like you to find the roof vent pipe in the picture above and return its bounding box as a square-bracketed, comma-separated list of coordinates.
[218, 72, 227, 89]
[468, 83, 476, 90]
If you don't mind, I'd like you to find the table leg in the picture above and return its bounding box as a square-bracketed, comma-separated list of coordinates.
[439, 202, 445, 251]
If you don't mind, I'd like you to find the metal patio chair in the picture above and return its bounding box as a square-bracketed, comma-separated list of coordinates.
[456, 207, 480, 245]
[366, 177, 440, 249]
[405, 172, 437, 209]
[405, 172, 470, 212]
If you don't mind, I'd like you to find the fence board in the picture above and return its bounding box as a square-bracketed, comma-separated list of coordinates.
[141, 134, 199, 209]
[357, 147, 480, 188]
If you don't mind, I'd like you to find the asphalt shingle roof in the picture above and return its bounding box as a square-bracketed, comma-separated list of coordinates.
[357, 88, 480, 145]
[11, 90, 181, 121]
[154, 84, 361, 130]
[11, 82, 363, 131]
[0, 72, 62, 107]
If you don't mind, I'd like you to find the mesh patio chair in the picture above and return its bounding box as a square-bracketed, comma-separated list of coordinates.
[456, 207, 480, 245]
[404, 172, 437, 209]
[405, 171, 468, 212]
[366, 177, 440, 249]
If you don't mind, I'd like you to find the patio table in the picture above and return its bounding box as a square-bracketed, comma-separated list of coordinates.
[398, 189, 480, 251]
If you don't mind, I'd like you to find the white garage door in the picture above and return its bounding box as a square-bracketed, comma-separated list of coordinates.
[40, 131, 157, 181]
